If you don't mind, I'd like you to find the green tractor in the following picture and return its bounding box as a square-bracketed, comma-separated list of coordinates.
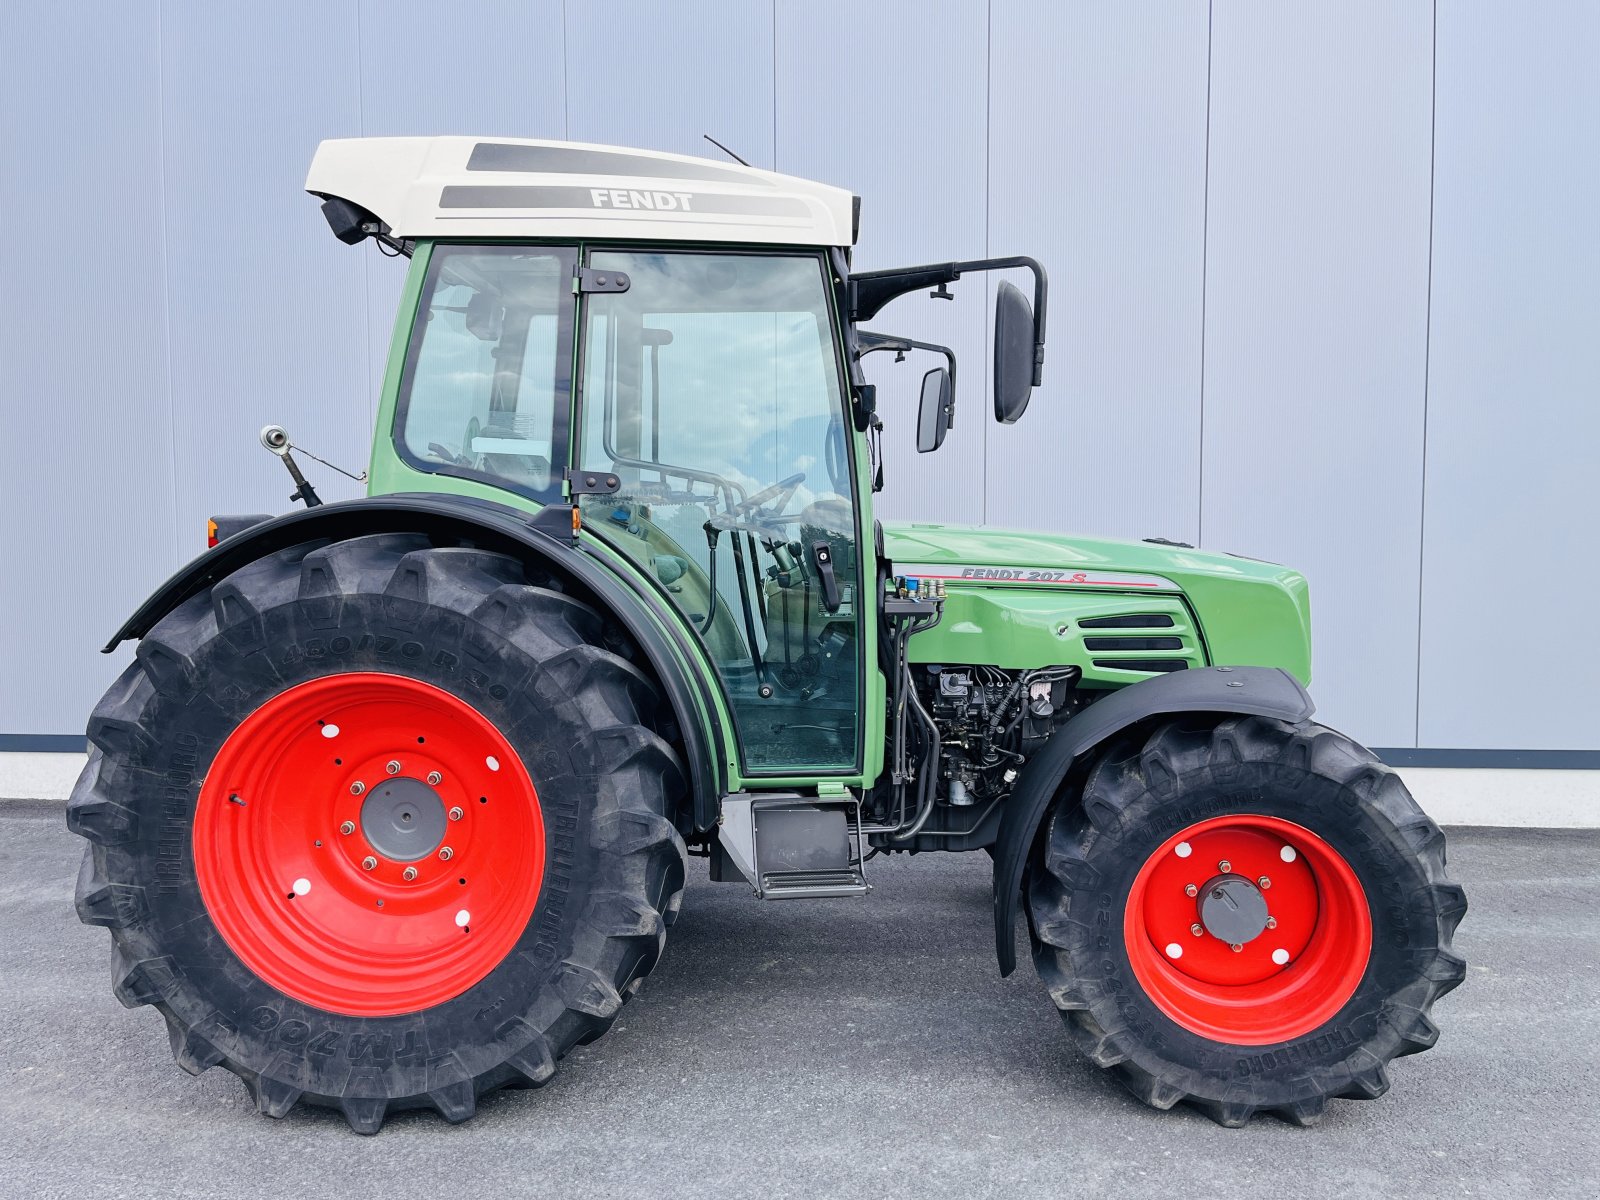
[69, 137, 1465, 1132]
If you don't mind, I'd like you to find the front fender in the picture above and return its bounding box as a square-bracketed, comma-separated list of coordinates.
[107, 493, 725, 830]
[991, 666, 1315, 975]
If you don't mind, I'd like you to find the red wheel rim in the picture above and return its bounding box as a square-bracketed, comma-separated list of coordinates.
[1123, 814, 1371, 1045]
[193, 673, 544, 1017]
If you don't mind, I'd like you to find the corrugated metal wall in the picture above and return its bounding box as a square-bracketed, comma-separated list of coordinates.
[1, 1, 1594, 753]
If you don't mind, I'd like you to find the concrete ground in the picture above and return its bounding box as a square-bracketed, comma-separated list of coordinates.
[0, 805, 1593, 1200]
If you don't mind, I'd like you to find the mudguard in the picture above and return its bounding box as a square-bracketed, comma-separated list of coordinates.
[991, 665, 1315, 975]
[106, 493, 724, 830]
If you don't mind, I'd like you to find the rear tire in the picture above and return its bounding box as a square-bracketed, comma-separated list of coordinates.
[69, 535, 687, 1132]
[1027, 715, 1466, 1127]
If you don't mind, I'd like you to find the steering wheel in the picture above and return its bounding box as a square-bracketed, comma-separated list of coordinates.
[725, 472, 806, 524]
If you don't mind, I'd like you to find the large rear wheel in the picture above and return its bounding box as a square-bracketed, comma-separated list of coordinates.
[69, 535, 687, 1132]
[1027, 715, 1467, 1126]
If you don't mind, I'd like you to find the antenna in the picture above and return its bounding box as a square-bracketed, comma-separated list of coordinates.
[702, 134, 751, 167]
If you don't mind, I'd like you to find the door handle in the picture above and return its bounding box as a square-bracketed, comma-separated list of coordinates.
[811, 540, 841, 613]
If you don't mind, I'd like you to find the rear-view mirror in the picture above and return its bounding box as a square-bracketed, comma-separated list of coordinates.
[917, 367, 952, 453]
[994, 280, 1034, 424]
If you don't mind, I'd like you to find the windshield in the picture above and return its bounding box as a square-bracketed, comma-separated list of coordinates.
[575, 250, 862, 774]
[394, 244, 577, 501]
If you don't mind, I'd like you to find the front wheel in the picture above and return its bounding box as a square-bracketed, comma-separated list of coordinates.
[1027, 715, 1467, 1126]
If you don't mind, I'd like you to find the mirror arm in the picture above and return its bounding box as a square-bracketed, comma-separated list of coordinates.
[848, 255, 1047, 385]
[857, 331, 958, 428]
[978, 256, 1048, 386]
[848, 264, 962, 322]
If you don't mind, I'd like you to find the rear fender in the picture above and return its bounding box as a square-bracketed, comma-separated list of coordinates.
[107, 494, 724, 830]
[991, 666, 1315, 975]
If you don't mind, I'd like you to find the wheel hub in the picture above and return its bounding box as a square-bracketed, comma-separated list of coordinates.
[359, 777, 447, 861]
[1197, 874, 1270, 945]
[192, 672, 545, 1017]
[1123, 813, 1373, 1044]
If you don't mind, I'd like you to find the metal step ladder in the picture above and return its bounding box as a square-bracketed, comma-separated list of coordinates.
[713, 792, 870, 899]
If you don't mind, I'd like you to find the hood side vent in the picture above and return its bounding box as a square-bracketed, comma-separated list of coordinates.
[1078, 613, 1175, 629]
[1083, 636, 1184, 651]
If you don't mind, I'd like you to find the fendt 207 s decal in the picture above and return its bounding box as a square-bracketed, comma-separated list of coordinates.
[892, 563, 1181, 590]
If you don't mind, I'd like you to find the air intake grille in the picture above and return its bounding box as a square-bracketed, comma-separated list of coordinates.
[1083, 636, 1184, 651]
[1078, 613, 1176, 629]
[1077, 605, 1203, 679]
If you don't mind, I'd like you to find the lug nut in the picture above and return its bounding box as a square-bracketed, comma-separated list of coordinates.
[1184, 883, 1198, 898]
[1258, 875, 1272, 889]
[402, 866, 418, 881]
[1190, 922, 1204, 936]
[438, 846, 454, 861]
[448, 806, 464, 822]
[350, 781, 365, 796]
[1266, 916, 1278, 929]
[427, 771, 443, 786]
[1218, 860, 1232, 873]
[1230, 943, 1243, 953]
[361, 856, 377, 871]
[386, 760, 401, 775]
[339, 820, 355, 836]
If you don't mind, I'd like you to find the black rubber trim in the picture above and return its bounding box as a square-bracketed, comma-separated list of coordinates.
[103, 493, 723, 831]
[990, 666, 1315, 976]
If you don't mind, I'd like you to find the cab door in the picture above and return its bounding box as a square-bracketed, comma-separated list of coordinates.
[572, 248, 865, 775]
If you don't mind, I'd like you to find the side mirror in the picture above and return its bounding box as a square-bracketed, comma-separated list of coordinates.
[993, 280, 1034, 424]
[917, 367, 953, 453]
[852, 382, 878, 433]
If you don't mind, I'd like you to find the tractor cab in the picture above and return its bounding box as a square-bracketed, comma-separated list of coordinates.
[308, 137, 1047, 778]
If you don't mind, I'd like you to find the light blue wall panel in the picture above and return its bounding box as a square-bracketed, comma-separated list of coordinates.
[986, 1, 1208, 544]
[356, 1, 567, 410]
[775, 0, 989, 525]
[1, 1, 1592, 756]
[159, 1, 371, 534]
[1201, 1, 1433, 747]
[566, 1, 773, 167]
[0, 5, 175, 732]
[1418, 2, 1600, 749]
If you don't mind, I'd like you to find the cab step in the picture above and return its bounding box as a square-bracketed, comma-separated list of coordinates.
[761, 868, 869, 899]
[711, 792, 870, 899]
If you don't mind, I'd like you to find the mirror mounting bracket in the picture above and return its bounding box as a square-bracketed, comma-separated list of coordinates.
[847, 255, 1048, 387]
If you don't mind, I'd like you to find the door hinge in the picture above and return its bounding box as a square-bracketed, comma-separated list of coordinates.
[565, 469, 622, 497]
[575, 267, 631, 294]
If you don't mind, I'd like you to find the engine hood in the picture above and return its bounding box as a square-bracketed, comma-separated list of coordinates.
[881, 522, 1313, 684]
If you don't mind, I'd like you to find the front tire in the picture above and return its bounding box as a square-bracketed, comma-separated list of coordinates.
[1027, 715, 1467, 1126]
[69, 535, 687, 1132]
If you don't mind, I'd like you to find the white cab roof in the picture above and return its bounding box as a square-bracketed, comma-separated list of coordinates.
[306, 136, 857, 247]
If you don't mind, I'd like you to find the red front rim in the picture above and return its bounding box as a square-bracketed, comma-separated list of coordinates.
[1123, 814, 1372, 1045]
[194, 673, 544, 1017]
